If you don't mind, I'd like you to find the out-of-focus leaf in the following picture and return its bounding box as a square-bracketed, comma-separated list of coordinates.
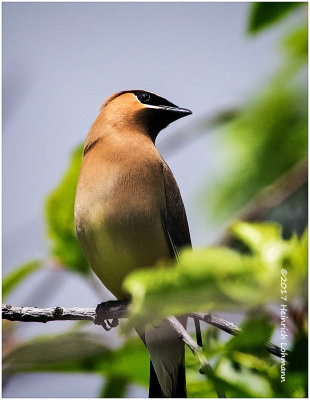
[186, 379, 214, 398]
[185, 348, 218, 398]
[263, 182, 308, 239]
[45, 144, 89, 274]
[281, 330, 308, 398]
[211, 359, 273, 397]
[205, 4, 307, 230]
[124, 247, 258, 329]
[3, 330, 149, 386]
[206, 80, 307, 222]
[123, 222, 307, 330]
[226, 313, 274, 354]
[229, 221, 298, 271]
[188, 347, 275, 397]
[3, 331, 108, 375]
[100, 376, 128, 398]
[295, 227, 308, 299]
[3, 260, 42, 300]
[248, 3, 304, 34]
[230, 221, 283, 254]
[185, 308, 306, 398]
[283, 24, 308, 59]
[288, 332, 308, 371]
[98, 336, 149, 385]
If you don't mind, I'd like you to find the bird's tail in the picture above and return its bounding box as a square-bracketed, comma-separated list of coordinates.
[145, 318, 187, 398]
[149, 358, 186, 398]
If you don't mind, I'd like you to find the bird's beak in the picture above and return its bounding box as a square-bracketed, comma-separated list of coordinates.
[141, 103, 192, 135]
[159, 105, 192, 116]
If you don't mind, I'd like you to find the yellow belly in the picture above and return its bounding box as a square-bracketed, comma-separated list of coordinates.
[74, 154, 171, 299]
[75, 204, 170, 299]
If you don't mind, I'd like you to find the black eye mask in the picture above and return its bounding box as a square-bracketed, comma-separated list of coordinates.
[134, 90, 179, 109]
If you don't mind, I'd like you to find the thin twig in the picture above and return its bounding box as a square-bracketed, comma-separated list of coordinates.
[193, 316, 203, 347]
[2, 302, 282, 358]
[190, 312, 282, 358]
[189, 312, 241, 335]
[167, 317, 226, 398]
[167, 316, 201, 355]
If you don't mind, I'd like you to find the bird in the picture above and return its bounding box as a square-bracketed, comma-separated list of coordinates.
[74, 90, 192, 397]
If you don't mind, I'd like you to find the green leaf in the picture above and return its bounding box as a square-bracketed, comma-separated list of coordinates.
[3, 260, 42, 300]
[45, 144, 89, 274]
[212, 358, 273, 397]
[248, 3, 305, 34]
[3, 330, 149, 386]
[283, 24, 308, 59]
[206, 81, 307, 222]
[100, 376, 128, 398]
[229, 221, 294, 269]
[288, 332, 308, 373]
[226, 313, 274, 354]
[98, 335, 149, 385]
[275, 332, 308, 396]
[185, 348, 218, 398]
[3, 331, 108, 375]
[123, 223, 307, 330]
[230, 221, 283, 254]
[123, 246, 257, 329]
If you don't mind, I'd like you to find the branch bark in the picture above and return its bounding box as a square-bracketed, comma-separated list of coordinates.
[2, 302, 127, 323]
[2, 302, 282, 358]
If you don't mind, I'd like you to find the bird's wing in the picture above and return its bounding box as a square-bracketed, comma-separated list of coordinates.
[146, 160, 190, 397]
[161, 161, 192, 260]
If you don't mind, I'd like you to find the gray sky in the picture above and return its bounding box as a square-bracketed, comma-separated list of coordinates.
[3, 2, 292, 397]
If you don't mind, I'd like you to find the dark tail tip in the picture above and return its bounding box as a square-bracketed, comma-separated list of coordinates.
[149, 361, 187, 398]
[149, 361, 164, 398]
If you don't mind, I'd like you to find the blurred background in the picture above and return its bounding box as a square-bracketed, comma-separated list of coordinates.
[3, 2, 307, 398]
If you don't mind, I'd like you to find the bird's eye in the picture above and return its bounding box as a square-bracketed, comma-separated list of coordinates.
[138, 93, 151, 103]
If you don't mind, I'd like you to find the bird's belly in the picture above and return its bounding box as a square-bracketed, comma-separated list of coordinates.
[75, 202, 170, 299]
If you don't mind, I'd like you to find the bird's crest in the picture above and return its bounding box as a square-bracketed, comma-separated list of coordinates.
[100, 90, 159, 111]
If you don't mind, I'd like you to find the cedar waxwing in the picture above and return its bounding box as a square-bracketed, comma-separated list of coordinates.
[74, 90, 192, 398]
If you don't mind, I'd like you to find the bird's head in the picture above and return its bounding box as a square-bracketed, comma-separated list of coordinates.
[100, 90, 192, 141]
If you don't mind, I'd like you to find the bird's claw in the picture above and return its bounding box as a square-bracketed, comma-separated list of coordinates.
[94, 300, 122, 330]
[99, 318, 119, 331]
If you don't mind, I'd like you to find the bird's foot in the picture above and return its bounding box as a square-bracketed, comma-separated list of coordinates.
[94, 300, 124, 331]
[100, 318, 119, 331]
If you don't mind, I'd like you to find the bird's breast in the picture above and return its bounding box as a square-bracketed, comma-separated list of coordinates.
[74, 144, 171, 298]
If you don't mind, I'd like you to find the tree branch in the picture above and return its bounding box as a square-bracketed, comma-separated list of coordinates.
[189, 312, 282, 358]
[2, 301, 127, 323]
[2, 304, 97, 322]
[2, 301, 282, 358]
[168, 317, 226, 398]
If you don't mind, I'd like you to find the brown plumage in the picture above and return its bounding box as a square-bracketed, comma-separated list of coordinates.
[74, 90, 192, 397]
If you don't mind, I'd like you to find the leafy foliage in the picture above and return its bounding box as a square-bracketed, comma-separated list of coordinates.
[45, 145, 89, 274]
[206, 80, 307, 222]
[205, 3, 308, 225]
[124, 222, 307, 330]
[3, 330, 149, 387]
[282, 24, 308, 59]
[248, 3, 305, 34]
[196, 312, 307, 398]
[100, 376, 128, 398]
[3, 260, 42, 300]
